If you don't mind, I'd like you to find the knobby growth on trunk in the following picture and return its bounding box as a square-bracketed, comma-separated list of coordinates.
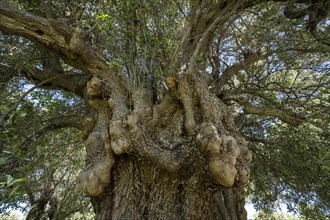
[0, 0, 328, 219]
[80, 71, 251, 219]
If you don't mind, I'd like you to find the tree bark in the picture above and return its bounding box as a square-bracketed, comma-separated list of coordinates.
[92, 156, 247, 220]
[79, 72, 252, 220]
[0, 3, 253, 220]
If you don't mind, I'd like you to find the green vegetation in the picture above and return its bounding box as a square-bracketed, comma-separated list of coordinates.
[0, 0, 329, 219]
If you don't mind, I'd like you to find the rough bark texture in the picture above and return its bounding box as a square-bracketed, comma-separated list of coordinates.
[1, 0, 328, 218]
[2, 2, 298, 219]
[0, 3, 252, 219]
[78, 71, 252, 220]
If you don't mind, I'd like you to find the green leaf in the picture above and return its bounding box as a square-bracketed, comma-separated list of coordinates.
[0, 157, 6, 165]
[8, 185, 20, 198]
[13, 178, 28, 183]
[6, 175, 13, 185]
[97, 13, 110, 21]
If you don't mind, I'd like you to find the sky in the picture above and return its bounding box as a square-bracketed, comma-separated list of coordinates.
[246, 200, 257, 220]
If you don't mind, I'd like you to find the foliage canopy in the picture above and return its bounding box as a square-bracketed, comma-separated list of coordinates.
[0, 0, 329, 219]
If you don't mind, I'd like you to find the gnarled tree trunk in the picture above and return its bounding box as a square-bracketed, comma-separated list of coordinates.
[0, 2, 253, 219]
[80, 72, 251, 220]
[1, 0, 328, 218]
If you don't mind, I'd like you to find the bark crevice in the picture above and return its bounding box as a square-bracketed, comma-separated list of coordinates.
[79, 72, 251, 219]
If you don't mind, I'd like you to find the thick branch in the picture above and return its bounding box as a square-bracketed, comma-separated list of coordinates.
[0, 3, 127, 95]
[244, 104, 305, 126]
[284, 4, 310, 19]
[283, 0, 330, 46]
[0, 4, 95, 68]
[230, 97, 306, 126]
[213, 52, 265, 92]
[187, 1, 244, 73]
[38, 50, 87, 96]
[171, 0, 329, 73]
[171, 0, 259, 72]
[0, 63, 86, 97]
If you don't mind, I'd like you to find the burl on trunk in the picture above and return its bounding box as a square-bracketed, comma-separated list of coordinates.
[79, 71, 252, 220]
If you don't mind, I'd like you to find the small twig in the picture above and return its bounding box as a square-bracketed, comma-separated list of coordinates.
[0, 73, 82, 129]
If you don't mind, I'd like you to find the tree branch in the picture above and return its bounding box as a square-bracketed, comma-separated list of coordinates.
[224, 95, 306, 126]
[0, 3, 127, 95]
[283, 0, 330, 47]
[213, 52, 266, 93]
[0, 3, 96, 69]
[19, 117, 81, 150]
[0, 63, 15, 86]
[0, 73, 82, 129]
[187, 1, 243, 73]
[170, 0, 259, 72]
[244, 104, 305, 126]
[0, 62, 86, 97]
[241, 134, 270, 144]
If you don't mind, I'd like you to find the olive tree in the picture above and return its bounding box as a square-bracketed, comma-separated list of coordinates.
[0, 0, 329, 219]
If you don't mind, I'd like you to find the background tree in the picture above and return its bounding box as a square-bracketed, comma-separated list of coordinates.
[254, 211, 301, 220]
[0, 75, 93, 218]
[0, 0, 329, 219]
